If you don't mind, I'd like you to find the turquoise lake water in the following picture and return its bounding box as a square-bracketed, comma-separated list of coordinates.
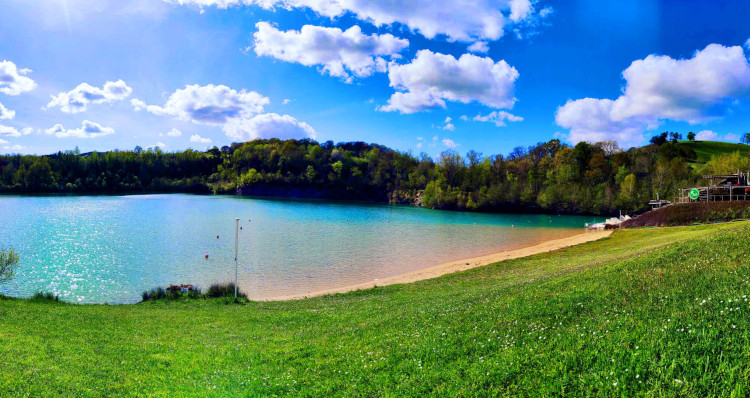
[0, 194, 601, 303]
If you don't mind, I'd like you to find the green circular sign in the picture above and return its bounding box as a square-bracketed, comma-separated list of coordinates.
[689, 188, 700, 200]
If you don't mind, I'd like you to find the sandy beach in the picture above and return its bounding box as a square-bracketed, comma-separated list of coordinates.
[266, 230, 613, 301]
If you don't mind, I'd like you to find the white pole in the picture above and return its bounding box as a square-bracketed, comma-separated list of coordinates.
[235, 218, 239, 299]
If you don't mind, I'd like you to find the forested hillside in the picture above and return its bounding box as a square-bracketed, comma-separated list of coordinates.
[1, 136, 747, 215]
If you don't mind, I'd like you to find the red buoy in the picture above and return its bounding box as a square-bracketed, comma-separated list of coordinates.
[217, 235, 220, 239]
[205, 254, 209, 259]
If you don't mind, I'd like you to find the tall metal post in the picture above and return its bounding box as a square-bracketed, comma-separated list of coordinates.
[235, 218, 239, 299]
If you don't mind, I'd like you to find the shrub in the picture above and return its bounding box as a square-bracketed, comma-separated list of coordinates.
[205, 283, 247, 299]
[0, 248, 20, 284]
[141, 287, 167, 302]
[140, 283, 246, 302]
[31, 292, 60, 302]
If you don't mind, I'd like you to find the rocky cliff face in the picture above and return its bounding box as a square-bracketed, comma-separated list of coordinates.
[388, 190, 422, 206]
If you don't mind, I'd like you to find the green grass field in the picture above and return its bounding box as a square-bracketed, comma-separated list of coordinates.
[3, 222, 750, 396]
[678, 140, 750, 164]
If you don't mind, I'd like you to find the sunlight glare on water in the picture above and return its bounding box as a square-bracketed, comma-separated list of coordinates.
[0, 194, 599, 303]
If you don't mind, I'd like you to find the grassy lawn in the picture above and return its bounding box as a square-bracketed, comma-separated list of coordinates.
[678, 140, 750, 164]
[3, 222, 750, 396]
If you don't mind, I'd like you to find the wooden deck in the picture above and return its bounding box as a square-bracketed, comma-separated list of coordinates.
[677, 185, 750, 203]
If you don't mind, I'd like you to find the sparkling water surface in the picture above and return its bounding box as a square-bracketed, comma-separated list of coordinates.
[0, 194, 601, 303]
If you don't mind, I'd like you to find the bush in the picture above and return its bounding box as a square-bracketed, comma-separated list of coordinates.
[0, 248, 20, 284]
[140, 283, 246, 302]
[31, 292, 60, 302]
[141, 287, 167, 302]
[205, 283, 247, 299]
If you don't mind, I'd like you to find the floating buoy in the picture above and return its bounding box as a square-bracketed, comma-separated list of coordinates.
[205, 254, 209, 259]
[240, 226, 243, 230]
[217, 235, 220, 239]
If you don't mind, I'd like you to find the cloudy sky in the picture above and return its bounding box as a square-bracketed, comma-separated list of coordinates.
[2, 0, 750, 156]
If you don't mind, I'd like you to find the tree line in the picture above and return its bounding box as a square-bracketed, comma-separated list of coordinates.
[1, 136, 746, 215]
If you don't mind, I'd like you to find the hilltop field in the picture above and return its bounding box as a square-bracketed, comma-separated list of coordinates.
[677, 140, 750, 165]
[3, 221, 750, 396]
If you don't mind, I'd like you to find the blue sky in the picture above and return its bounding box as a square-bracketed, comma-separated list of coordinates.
[1, 0, 750, 157]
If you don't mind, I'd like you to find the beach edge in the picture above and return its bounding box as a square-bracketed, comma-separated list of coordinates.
[263, 230, 614, 302]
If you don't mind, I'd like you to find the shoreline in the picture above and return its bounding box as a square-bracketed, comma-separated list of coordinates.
[0, 193, 619, 218]
[263, 230, 613, 301]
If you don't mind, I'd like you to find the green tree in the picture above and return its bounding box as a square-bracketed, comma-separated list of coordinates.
[305, 165, 318, 183]
[331, 160, 344, 179]
[26, 157, 54, 190]
[421, 180, 439, 208]
[701, 151, 749, 176]
[618, 173, 638, 211]
[687, 131, 696, 141]
[239, 168, 261, 187]
[0, 248, 19, 284]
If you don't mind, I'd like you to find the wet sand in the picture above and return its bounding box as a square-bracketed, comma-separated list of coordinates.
[265, 230, 613, 301]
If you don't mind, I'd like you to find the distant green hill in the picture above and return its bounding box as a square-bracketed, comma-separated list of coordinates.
[677, 140, 750, 164]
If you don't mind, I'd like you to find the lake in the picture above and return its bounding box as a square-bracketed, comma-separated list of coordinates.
[0, 194, 600, 303]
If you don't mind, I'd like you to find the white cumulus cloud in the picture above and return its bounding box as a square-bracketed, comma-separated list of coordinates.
[190, 134, 212, 144]
[0, 102, 15, 120]
[147, 142, 167, 149]
[134, 84, 315, 142]
[380, 50, 519, 114]
[442, 138, 459, 148]
[44, 120, 115, 139]
[441, 117, 455, 131]
[557, 43, 750, 147]
[223, 113, 316, 141]
[724, 133, 740, 142]
[556, 98, 650, 147]
[467, 41, 489, 54]
[166, 128, 182, 137]
[167, 0, 542, 42]
[253, 22, 408, 82]
[46, 80, 133, 113]
[0, 125, 32, 138]
[694, 130, 740, 143]
[3, 144, 25, 152]
[132, 84, 269, 124]
[695, 130, 719, 141]
[0, 126, 16, 137]
[472, 110, 523, 127]
[0, 60, 36, 95]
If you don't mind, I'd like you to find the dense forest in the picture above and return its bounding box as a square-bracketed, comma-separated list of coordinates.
[1, 133, 748, 215]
